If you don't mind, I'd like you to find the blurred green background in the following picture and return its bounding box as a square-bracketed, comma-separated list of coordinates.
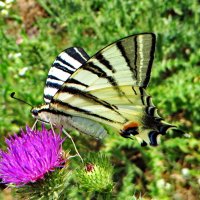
[0, 0, 199, 199]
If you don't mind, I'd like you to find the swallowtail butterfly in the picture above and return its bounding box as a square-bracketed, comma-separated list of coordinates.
[31, 33, 176, 146]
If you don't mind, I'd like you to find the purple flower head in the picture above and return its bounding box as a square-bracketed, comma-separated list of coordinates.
[0, 126, 65, 185]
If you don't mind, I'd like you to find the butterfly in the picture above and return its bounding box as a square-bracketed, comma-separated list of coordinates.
[31, 33, 176, 146]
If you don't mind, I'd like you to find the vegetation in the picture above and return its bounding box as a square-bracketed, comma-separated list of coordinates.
[0, 0, 199, 199]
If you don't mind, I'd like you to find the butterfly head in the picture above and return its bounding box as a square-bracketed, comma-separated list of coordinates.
[31, 108, 39, 117]
[31, 104, 51, 123]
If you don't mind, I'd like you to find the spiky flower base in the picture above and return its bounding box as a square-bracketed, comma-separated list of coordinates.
[76, 153, 114, 193]
[14, 165, 70, 200]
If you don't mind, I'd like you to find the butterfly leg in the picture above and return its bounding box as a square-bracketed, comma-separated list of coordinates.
[61, 150, 79, 162]
[68, 153, 79, 159]
[62, 129, 84, 163]
[31, 119, 38, 130]
[50, 122, 57, 135]
[49, 123, 83, 163]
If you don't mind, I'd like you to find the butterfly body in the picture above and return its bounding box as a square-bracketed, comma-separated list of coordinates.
[33, 104, 108, 139]
[32, 33, 176, 146]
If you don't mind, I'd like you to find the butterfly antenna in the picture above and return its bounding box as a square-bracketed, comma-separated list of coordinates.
[10, 92, 33, 107]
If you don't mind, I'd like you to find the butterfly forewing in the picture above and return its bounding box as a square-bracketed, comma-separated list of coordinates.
[44, 47, 90, 103]
[72, 33, 155, 92]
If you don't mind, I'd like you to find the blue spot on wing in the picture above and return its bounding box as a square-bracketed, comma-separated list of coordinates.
[148, 131, 159, 146]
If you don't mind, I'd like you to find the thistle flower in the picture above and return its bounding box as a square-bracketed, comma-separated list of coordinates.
[0, 126, 65, 185]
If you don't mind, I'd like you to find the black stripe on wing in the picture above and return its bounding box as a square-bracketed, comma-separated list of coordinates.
[51, 99, 122, 124]
[65, 47, 90, 64]
[115, 33, 156, 88]
[46, 81, 62, 89]
[55, 56, 76, 70]
[143, 34, 156, 87]
[47, 75, 61, 81]
[67, 78, 89, 87]
[52, 63, 74, 74]
[139, 87, 145, 105]
[83, 61, 124, 96]
[95, 53, 116, 73]
[38, 107, 72, 118]
[44, 47, 90, 103]
[116, 41, 136, 80]
[43, 94, 52, 101]
[59, 86, 119, 111]
[134, 37, 138, 80]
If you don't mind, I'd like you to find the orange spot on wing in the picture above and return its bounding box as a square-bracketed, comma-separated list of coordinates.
[123, 121, 140, 130]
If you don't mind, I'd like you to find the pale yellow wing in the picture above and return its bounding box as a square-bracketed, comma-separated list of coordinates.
[51, 33, 156, 130]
